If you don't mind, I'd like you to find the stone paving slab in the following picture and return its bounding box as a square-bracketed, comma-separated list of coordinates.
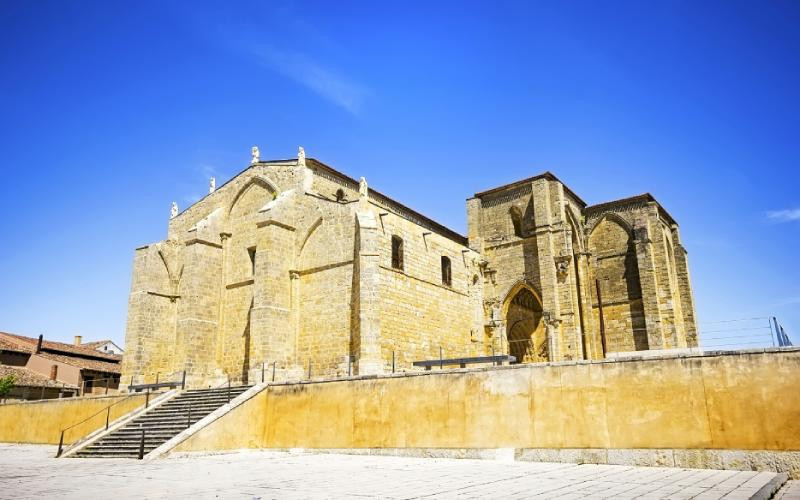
[0, 444, 787, 499]
[775, 481, 800, 499]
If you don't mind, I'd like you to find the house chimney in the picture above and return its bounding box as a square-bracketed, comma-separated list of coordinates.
[36, 334, 43, 353]
[74, 335, 82, 346]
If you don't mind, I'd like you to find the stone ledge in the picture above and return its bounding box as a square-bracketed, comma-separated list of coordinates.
[169, 447, 800, 479]
[255, 347, 800, 388]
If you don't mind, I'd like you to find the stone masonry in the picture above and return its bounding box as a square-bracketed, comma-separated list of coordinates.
[122, 150, 698, 387]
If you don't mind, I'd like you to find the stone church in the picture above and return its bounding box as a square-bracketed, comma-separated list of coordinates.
[121, 147, 698, 387]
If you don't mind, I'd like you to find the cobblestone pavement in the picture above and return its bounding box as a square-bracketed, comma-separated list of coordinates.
[0, 444, 788, 499]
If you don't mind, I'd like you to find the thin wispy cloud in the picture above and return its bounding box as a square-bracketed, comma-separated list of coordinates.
[180, 163, 231, 208]
[766, 208, 800, 223]
[250, 44, 369, 116]
[776, 296, 800, 307]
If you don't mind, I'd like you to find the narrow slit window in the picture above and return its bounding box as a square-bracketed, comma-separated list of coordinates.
[391, 235, 404, 270]
[441, 256, 452, 286]
[510, 207, 523, 238]
[248, 247, 257, 276]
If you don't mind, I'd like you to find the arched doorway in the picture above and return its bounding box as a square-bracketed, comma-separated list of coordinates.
[504, 286, 546, 363]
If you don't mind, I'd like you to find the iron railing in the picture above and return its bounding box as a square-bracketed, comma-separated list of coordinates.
[56, 390, 147, 458]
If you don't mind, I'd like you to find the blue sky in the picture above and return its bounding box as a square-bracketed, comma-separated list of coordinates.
[0, 1, 797, 348]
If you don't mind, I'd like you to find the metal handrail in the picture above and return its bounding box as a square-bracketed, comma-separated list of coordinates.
[128, 371, 186, 392]
[127, 369, 186, 388]
[55, 390, 146, 457]
[79, 376, 120, 396]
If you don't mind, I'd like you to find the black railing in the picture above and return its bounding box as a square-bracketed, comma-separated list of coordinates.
[56, 391, 146, 458]
[79, 376, 120, 396]
[128, 371, 186, 392]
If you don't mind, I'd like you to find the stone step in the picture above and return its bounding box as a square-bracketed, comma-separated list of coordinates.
[159, 399, 235, 405]
[103, 432, 182, 439]
[138, 406, 219, 413]
[181, 389, 250, 397]
[132, 412, 215, 421]
[117, 424, 192, 431]
[73, 449, 157, 457]
[171, 392, 248, 400]
[95, 439, 173, 446]
[72, 386, 254, 459]
[129, 421, 209, 428]
[114, 423, 202, 433]
[164, 395, 244, 403]
[165, 396, 246, 404]
[73, 453, 143, 458]
[106, 424, 201, 434]
[159, 399, 238, 406]
[85, 442, 164, 449]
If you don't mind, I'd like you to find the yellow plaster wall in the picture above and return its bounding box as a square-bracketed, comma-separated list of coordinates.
[175, 351, 800, 453]
[0, 394, 148, 445]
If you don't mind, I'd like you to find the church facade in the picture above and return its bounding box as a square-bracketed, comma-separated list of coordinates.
[121, 148, 698, 387]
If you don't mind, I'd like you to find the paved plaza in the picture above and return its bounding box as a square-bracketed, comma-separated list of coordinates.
[0, 444, 793, 499]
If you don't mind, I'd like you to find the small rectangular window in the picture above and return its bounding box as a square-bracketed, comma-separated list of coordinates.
[441, 256, 452, 286]
[391, 235, 404, 270]
[248, 247, 257, 276]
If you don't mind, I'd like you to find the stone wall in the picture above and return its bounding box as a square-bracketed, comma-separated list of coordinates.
[587, 215, 647, 352]
[123, 156, 698, 387]
[376, 210, 481, 369]
[470, 175, 698, 364]
[172, 349, 800, 477]
[123, 157, 479, 386]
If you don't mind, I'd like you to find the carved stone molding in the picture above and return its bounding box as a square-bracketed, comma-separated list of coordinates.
[554, 254, 571, 280]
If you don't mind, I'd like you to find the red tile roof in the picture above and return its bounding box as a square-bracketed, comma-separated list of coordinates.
[37, 352, 121, 374]
[0, 365, 78, 389]
[0, 336, 26, 353]
[0, 332, 121, 362]
[0, 332, 122, 375]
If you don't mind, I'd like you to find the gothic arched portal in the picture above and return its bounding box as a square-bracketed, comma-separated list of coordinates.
[504, 286, 547, 363]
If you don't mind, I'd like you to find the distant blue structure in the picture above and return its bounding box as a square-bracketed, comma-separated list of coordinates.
[774, 317, 793, 347]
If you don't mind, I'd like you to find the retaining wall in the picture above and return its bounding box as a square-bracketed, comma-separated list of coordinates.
[0, 394, 148, 445]
[174, 349, 800, 476]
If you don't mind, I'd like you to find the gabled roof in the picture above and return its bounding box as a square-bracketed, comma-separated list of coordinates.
[0, 336, 27, 354]
[0, 365, 78, 389]
[0, 332, 122, 364]
[307, 159, 469, 245]
[585, 193, 677, 226]
[472, 171, 587, 206]
[81, 339, 123, 351]
[171, 157, 470, 247]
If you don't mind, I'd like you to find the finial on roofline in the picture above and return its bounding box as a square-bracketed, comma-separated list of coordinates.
[298, 146, 306, 167]
[251, 146, 260, 164]
[209, 177, 216, 194]
[170, 201, 178, 219]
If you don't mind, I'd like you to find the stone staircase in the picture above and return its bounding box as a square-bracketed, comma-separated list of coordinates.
[72, 386, 251, 458]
